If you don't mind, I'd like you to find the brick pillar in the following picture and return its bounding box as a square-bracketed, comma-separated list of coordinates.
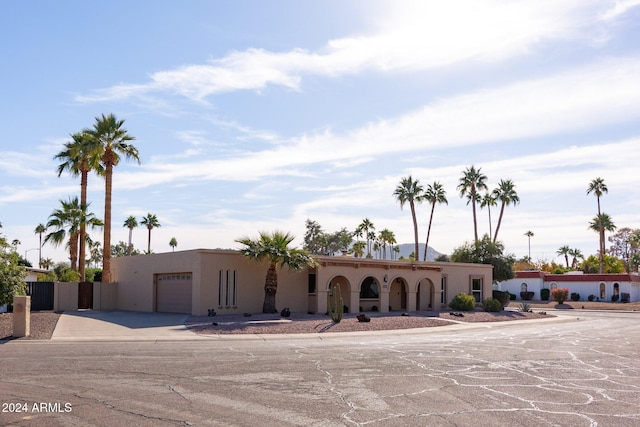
[12, 295, 31, 338]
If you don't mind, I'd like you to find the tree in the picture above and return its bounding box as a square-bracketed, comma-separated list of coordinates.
[44, 197, 102, 271]
[557, 245, 571, 268]
[55, 131, 104, 281]
[587, 177, 608, 273]
[352, 241, 366, 258]
[84, 113, 140, 282]
[123, 215, 138, 256]
[393, 176, 424, 262]
[0, 236, 27, 306]
[450, 234, 515, 283]
[589, 213, 616, 273]
[423, 181, 447, 261]
[33, 223, 46, 268]
[609, 227, 640, 273]
[457, 166, 488, 242]
[40, 257, 54, 270]
[169, 237, 178, 252]
[236, 231, 318, 313]
[524, 230, 534, 260]
[492, 179, 519, 242]
[303, 220, 353, 256]
[357, 218, 376, 258]
[479, 192, 496, 239]
[582, 254, 625, 274]
[140, 213, 161, 254]
[378, 228, 395, 260]
[568, 248, 584, 270]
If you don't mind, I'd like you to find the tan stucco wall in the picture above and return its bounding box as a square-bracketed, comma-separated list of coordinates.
[111, 250, 494, 315]
[54, 282, 78, 312]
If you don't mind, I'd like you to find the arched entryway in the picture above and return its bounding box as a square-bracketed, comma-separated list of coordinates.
[389, 277, 407, 311]
[417, 278, 435, 311]
[359, 276, 380, 312]
[327, 276, 351, 313]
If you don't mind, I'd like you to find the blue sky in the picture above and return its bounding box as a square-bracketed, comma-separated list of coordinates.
[2, 1, 640, 266]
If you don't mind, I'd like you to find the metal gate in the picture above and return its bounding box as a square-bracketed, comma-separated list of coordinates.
[78, 282, 93, 309]
[25, 282, 54, 311]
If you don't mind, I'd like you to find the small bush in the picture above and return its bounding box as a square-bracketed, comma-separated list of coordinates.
[621, 293, 630, 303]
[551, 288, 569, 304]
[449, 293, 476, 311]
[518, 302, 531, 312]
[492, 290, 511, 307]
[570, 292, 580, 301]
[588, 294, 595, 301]
[482, 298, 502, 312]
[540, 288, 550, 301]
[509, 293, 517, 300]
[611, 294, 619, 302]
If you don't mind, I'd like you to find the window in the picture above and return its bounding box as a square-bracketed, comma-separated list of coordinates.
[308, 274, 316, 294]
[599, 282, 606, 299]
[218, 269, 237, 307]
[441, 276, 447, 304]
[471, 277, 483, 303]
[360, 277, 379, 299]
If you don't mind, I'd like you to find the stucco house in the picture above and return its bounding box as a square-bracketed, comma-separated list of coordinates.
[498, 270, 640, 302]
[111, 249, 494, 315]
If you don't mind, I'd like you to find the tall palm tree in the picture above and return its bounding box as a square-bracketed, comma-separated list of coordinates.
[378, 228, 394, 260]
[423, 181, 447, 261]
[123, 215, 138, 256]
[140, 213, 161, 253]
[44, 197, 102, 271]
[568, 248, 584, 269]
[169, 237, 178, 252]
[492, 179, 519, 243]
[236, 231, 318, 313]
[457, 166, 487, 242]
[524, 230, 534, 260]
[557, 245, 571, 268]
[33, 223, 46, 268]
[394, 176, 424, 262]
[587, 178, 608, 274]
[480, 192, 497, 239]
[352, 241, 366, 258]
[589, 213, 616, 273]
[55, 131, 103, 281]
[357, 218, 375, 258]
[85, 113, 140, 282]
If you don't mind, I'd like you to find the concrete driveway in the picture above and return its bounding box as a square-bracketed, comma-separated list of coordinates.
[51, 310, 210, 341]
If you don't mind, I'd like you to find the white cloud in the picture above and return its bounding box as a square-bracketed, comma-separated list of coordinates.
[601, 0, 640, 20]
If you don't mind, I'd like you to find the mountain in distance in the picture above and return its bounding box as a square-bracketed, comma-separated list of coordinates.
[395, 243, 443, 261]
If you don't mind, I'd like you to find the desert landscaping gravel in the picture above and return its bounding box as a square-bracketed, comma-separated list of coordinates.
[0, 312, 60, 340]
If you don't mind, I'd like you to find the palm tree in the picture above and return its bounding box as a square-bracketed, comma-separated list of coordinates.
[123, 215, 138, 256]
[457, 166, 488, 242]
[479, 192, 497, 239]
[236, 231, 318, 313]
[589, 213, 616, 273]
[423, 181, 447, 261]
[557, 245, 571, 268]
[33, 223, 46, 268]
[356, 218, 375, 258]
[568, 248, 584, 269]
[394, 176, 424, 262]
[378, 228, 394, 260]
[524, 230, 534, 260]
[44, 197, 102, 270]
[40, 257, 54, 270]
[140, 213, 161, 253]
[54, 131, 103, 281]
[492, 179, 519, 243]
[352, 241, 366, 258]
[587, 178, 608, 274]
[169, 237, 178, 252]
[85, 113, 139, 282]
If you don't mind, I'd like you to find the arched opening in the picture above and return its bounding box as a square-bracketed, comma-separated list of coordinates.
[417, 278, 435, 311]
[613, 283, 620, 301]
[599, 282, 606, 300]
[389, 277, 407, 311]
[521, 283, 528, 292]
[327, 276, 351, 313]
[359, 276, 380, 312]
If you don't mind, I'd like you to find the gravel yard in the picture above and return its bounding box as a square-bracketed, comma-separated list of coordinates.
[0, 312, 61, 341]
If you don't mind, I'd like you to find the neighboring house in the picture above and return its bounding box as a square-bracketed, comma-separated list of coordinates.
[111, 249, 494, 315]
[498, 270, 640, 302]
[0, 267, 49, 312]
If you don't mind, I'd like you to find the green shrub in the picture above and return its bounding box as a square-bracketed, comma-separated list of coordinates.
[509, 293, 516, 300]
[540, 288, 550, 301]
[551, 288, 569, 304]
[570, 292, 580, 301]
[518, 302, 531, 312]
[492, 290, 511, 307]
[449, 293, 476, 311]
[482, 298, 502, 312]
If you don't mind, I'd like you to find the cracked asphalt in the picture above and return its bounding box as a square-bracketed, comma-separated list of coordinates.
[1, 310, 639, 426]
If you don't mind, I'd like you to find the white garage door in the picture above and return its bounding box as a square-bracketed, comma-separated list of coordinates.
[156, 273, 192, 314]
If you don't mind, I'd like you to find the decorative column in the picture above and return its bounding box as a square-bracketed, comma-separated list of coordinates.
[12, 295, 31, 338]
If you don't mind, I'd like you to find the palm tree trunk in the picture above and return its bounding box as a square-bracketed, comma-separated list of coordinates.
[70, 232, 79, 271]
[471, 190, 479, 241]
[493, 203, 506, 243]
[147, 227, 152, 253]
[262, 263, 278, 313]
[78, 170, 88, 281]
[565, 254, 569, 269]
[128, 228, 133, 256]
[599, 229, 605, 274]
[102, 163, 113, 283]
[410, 201, 419, 262]
[424, 203, 436, 261]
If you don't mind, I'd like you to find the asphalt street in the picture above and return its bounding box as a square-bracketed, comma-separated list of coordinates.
[1, 310, 639, 426]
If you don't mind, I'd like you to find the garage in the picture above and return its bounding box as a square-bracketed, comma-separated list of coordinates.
[156, 273, 192, 314]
